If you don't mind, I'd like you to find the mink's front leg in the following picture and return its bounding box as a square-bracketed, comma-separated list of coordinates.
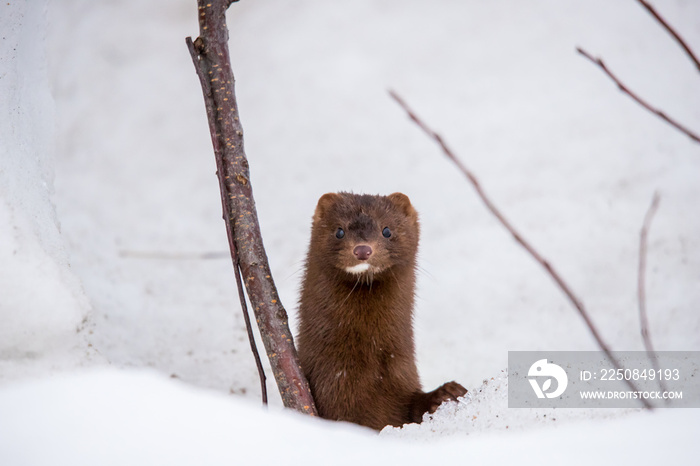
[408, 381, 468, 423]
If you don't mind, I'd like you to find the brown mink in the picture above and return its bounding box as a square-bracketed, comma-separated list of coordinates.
[296, 192, 467, 430]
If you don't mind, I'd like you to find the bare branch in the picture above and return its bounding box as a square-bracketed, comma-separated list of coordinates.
[119, 250, 229, 260]
[186, 31, 270, 407]
[637, 191, 668, 396]
[637, 0, 700, 73]
[389, 90, 652, 409]
[638, 192, 660, 353]
[576, 47, 700, 144]
[230, 237, 268, 406]
[186, 0, 316, 415]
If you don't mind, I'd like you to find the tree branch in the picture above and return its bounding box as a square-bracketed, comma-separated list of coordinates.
[637, 191, 667, 395]
[637, 0, 700, 73]
[186, 0, 316, 415]
[576, 47, 700, 144]
[389, 90, 652, 409]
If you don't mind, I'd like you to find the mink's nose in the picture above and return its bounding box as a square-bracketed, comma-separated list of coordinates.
[353, 245, 373, 261]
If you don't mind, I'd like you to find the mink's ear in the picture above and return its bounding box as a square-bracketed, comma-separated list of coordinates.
[313, 192, 340, 223]
[387, 192, 417, 219]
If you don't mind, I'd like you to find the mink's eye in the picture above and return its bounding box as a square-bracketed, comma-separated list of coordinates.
[335, 228, 345, 239]
[382, 227, 392, 238]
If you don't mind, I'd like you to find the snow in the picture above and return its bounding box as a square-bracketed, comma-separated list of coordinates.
[0, 0, 94, 381]
[382, 370, 640, 440]
[0, 369, 697, 465]
[1, 0, 699, 463]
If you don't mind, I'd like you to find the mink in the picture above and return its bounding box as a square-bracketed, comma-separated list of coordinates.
[296, 192, 467, 430]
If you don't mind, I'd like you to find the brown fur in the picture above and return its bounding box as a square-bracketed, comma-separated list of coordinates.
[296, 192, 467, 430]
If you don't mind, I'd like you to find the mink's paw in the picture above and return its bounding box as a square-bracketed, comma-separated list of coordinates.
[426, 381, 468, 414]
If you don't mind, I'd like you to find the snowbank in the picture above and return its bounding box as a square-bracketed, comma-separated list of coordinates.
[0, 369, 697, 465]
[0, 0, 92, 380]
[383, 370, 638, 439]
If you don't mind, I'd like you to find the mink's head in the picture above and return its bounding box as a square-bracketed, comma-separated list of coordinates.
[307, 192, 419, 282]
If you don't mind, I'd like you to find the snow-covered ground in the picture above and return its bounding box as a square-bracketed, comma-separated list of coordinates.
[1, 0, 699, 463]
[1, 369, 698, 465]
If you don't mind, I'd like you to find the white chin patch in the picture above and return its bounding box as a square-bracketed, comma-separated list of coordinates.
[345, 263, 371, 275]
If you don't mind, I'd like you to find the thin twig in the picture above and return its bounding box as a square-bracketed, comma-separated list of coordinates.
[119, 250, 229, 260]
[186, 1, 316, 415]
[389, 90, 652, 409]
[187, 35, 267, 406]
[576, 47, 700, 144]
[637, 0, 700, 73]
[637, 191, 667, 397]
[230, 239, 268, 405]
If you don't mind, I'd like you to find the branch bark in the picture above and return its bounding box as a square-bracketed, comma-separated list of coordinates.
[186, 0, 316, 415]
[576, 47, 700, 144]
[389, 90, 652, 409]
